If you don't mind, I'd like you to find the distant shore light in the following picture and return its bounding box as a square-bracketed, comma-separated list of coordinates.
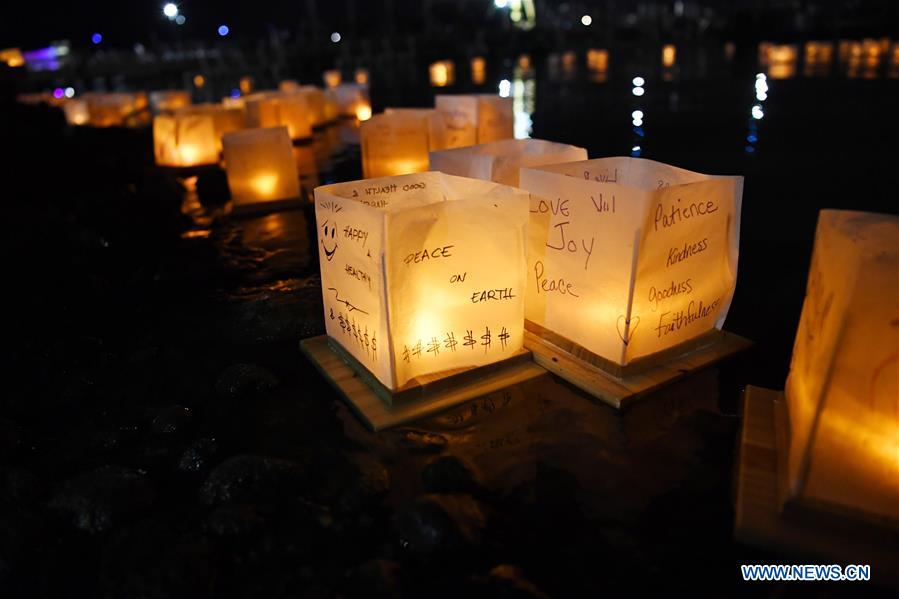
[163, 3, 178, 19]
[91, 33, 102, 45]
[218, 25, 229, 37]
[581, 15, 592, 26]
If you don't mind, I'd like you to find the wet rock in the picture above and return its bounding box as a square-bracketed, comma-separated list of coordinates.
[472, 564, 551, 599]
[343, 558, 404, 599]
[200, 454, 307, 507]
[422, 455, 481, 494]
[396, 494, 488, 559]
[398, 429, 447, 454]
[343, 452, 390, 506]
[150, 405, 193, 435]
[178, 437, 220, 475]
[213, 364, 279, 401]
[205, 505, 265, 538]
[224, 285, 324, 343]
[48, 466, 156, 534]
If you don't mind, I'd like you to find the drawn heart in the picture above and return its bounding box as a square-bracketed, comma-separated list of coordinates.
[616, 314, 640, 346]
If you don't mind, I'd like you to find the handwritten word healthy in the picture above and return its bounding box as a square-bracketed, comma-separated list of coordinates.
[654, 297, 721, 337]
[470, 288, 516, 303]
[647, 278, 693, 310]
[533, 260, 579, 297]
[344, 263, 372, 289]
[667, 237, 709, 267]
[343, 226, 369, 246]
[654, 198, 718, 231]
[404, 245, 454, 265]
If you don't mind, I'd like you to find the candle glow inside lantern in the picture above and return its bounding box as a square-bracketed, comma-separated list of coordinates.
[149, 90, 192, 114]
[435, 94, 514, 148]
[783, 210, 898, 523]
[360, 112, 431, 178]
[313, 171, 530, 392]
[323, 69, 342, 89]
[153, 112, 219, 167]
[85, 93, 144, 127]
[429, 138, 587, 188]
[222, 127, 300, 210]
[245, 93, 312, 140]
[332, 84, 371, 119]
[179, 104, 245, 152]
[519, 157, 743, 374]
[63, 98, 90, 126]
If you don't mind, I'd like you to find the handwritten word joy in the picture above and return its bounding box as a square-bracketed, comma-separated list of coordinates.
[546, 222, 595, 270]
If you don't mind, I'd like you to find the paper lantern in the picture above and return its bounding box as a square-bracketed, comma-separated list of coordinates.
[519, 156, 743, 372]
[470, 56, 486, 85]
[783, 210, 898, 522]
[239, 77, 254, 95]
[178, 104, 245, 152]
[0, 47, 24, 68]
[153, 112, 219, 167]
[354, 68, 369, 85]
[360, 112, 431, 178]
[150, 90, 192, 114]
[279, 80, 301, 93]
[662, 44, 677, 68]
[313, 171, 529, 391]
[323, 70, 342, 89]
[429, 60, 455, 87]
[435, 94, 514, 148]
[63, 98, 89, 125]
[332, 84, 370, 119]
[222, 127, 300, 209]
[297, 86, 328, 127]
[86, 93, 143, 127]
[430, 138, 587, 188]
[245, 93, 312, 140]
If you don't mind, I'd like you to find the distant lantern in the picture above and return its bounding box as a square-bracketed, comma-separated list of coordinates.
[323, 69, 342, 89]
[239, 76, 254, 95]
[222, 126, 300, 210]
[429, 60, 455, 87]
[149, 90, 192, 114]
[85, 92, 144, 127]
[313, 171, 530, 391]
[279, 79, 301, 93]
[332, 83, 370, 119]
[0, 47, 25, 67]
[470, 56, 486, 85]
[435, 94, 514, 148]
[662, 44, 677, 67]
[784, 210, 898, 522]
[62, 98, 90, 125]
[759, 42, 797, 80]
[518, 156, 743, 373]
[354, 68, 370, 85]
[153, 112, 219, 167]
[178, 103, 245, 152]
[430, 138, 587, 188]
[360, 111, 442, 178]
[244, 93, 312, 140]
[297, 86, 328, 127]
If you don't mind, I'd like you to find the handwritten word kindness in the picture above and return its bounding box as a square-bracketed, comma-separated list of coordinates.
[667, 237, 709, 267]
[654, 197, 718, 231]
[653, 297, 721, 338]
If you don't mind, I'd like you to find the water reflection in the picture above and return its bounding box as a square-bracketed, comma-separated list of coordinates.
[803, 41, 833, 77]
[586, 48, 609, 83]
[509, 66, 534, 139]
[631, 76, 645, 157]
[471, 56, 486, 85]
[759, 43, 797, 80]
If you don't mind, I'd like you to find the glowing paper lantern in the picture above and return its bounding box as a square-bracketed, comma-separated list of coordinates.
[85, 93, 143, 127]
[784, 210, 898, 522]
[222, 127, 300, 210]
[153, 112, 219, 167]
[354, 68, 369, 85]
[384, 108, 450, 150]
[245, 93, 312, 140]
[435, 94, 514, 148]
[470, 56, 486, 85]
[333, 84, 370, 118]
[279, 80, 301, 93]
[519, 157, 743, 372]
[662, 44, 677, 68]
[430, 138, 587, 188]
[149, 90, 192, 114]
[323, 69, 342, 88]
[178, 104, 245, 151]
[360, 112, 432, 178]
[313, 171, 530, 390]
[0, 47, 25, 68]
[63, 98, 89, 125]
[429, 60, 455, 87]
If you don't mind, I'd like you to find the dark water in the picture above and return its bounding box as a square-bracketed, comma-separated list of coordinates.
[2, 48, 897, 597]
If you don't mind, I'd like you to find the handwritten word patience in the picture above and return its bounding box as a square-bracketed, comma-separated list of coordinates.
[404, 245, 454, 265]
[654, 198, 718, 231]
[470, 288, 516, 303]
[654, 297, 721, 337]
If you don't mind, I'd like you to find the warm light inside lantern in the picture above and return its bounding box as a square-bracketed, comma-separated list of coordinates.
[222, 126, 300, 208]
[153, 113, 219, 167]
[759, 43, 797, 79]
[356, 104, 372, 121]
[662, 44, 676, 67]
[471, 56, 486, 85]
[0, 47, 24, 67]
[429, 60, 455, 87]
[323, 69, 342, 88]
[354, 68, 369, 85]
[360, 112, 432, 178]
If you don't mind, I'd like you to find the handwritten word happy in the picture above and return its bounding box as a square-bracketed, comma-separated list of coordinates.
[404, 245, 454, 265]
[343, 226, 368, 246]
[654, 198, 718, 231]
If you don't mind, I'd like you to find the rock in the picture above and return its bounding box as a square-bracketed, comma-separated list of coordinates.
[205, 505, 265, 538]
[422, 455, 481, 494]
[150, 405, 193, 435]
[343, 558, 403, 599]
[199, 454, 307, 507]
[178, 437, 220, 475]
[396, 494, 488, 559]
[471, 564, 551, 599]
[0, 468, 44, 507]
[48, 466, 156, 534]
[213, 364, 279, 402]
[340, 452, 390, 510]
[398, 429, 447, 454]
[196, 168, 230, 207]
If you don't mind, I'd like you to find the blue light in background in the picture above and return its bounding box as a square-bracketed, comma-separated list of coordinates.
[218, 25, 229, 37]
[91, 33, 102, 45]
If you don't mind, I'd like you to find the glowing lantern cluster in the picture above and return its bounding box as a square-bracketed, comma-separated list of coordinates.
[178, 104, 245, 152]
[85, 92, 146, 127]
[244, 92, 312, 140]
[430, 138, 587, 188]
[332, 84, 371, 120]
[519, 156, 743, 371]
[63, 98, 90, 125]
[758, 43, 798, 80]
[313, 171, 530, 391]
[0, 47, 25, 68]
[784, 210, 898, 522]
[149, 90, 192, 114]
[435, 94, 514, 148]
[153, 112, 219, 167]
[222, 127, 300, 209]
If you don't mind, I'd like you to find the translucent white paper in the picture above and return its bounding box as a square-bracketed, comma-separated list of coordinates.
[223, 127, 300, 208]
[244, 93, 312, 140]
[519, 157, 743, 366]
[429, 138, 588, 187]
[785, 210, 899, 521]
[149, 90, 191, 114]
[153, 112, 219, 167]
[435, 95, 514, 148]
[314, 172, 530, 390]
[360, 112, 435, 178]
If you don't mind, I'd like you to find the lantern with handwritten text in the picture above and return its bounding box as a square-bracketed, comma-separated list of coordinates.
[435, 94, 514, 148]
[430, 138, 587, 187]
[245, 93, 312, 140]
[361, 110, 451, 178]
[222, 126, 300, 210]
[313, 172, 529, 391]
[153, 112, 219, 167]
[783, 210, 898, 523]
[519, 157, 743, 374]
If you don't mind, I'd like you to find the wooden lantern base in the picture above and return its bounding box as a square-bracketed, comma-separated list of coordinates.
[734, 386, 899, 583]
[523, 321, 752, 410]
[299, 335, 546, 431]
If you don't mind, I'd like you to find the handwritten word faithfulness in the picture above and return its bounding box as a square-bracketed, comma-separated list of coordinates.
[654, 297, 721, 337]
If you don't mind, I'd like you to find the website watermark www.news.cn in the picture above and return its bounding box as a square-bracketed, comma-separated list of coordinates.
[741, 564, 871, 582]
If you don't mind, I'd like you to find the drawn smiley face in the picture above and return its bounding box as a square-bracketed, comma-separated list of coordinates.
[320, 220, 338, 261]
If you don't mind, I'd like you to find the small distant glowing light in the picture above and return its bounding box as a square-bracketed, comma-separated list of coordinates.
[751, 104, 765, 119]
[193, 74, 205, 88]
[91, 33, 102, 45]
[632, 76, 645, 87]
[632, 118, 643, 127]
[747, 134, 758, 143]
[498, 79, 512, 97]
[632, 86, 645, 96]
[230, 88, 241, 98]
[756, 73, 766, 81]
[355, 104, 372, 121]
[495, 0, 509, 7]
[163, 3, 178, 19]
[581, 15, 592, 26]
[662, 44, 676, 67]
[429, 60, 454, 87]
[755, 91, 768, 101]
[64, 87, 75, 98]
[330, 32, 341, 43]
[218, 25, 229, 37]
[745, 145, 756, 154]
[631, 145, 642, 153]
[239, 76, 253, 94]
[53, 88, 64, 99]
[175, 14, 186, 25]
[631, 109, 644, 120]
[755, 78, 768, 93]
